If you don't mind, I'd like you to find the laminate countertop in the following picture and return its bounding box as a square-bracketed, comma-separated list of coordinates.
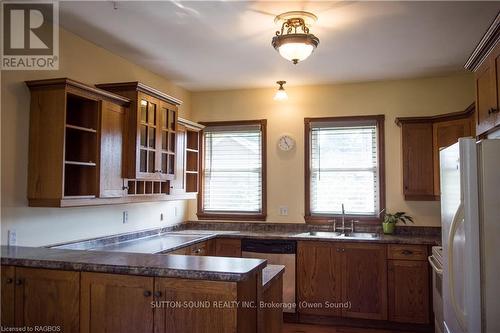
[0, 245, 266, 282]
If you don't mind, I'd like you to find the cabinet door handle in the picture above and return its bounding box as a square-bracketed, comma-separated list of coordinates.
[154, 291, 162, 298]
[5, 278, 13, 284]
[401, 249, 413, 255]
[492, 108, 499, 114]
[144, 290, 152, 297]
[15, 279, 22, 285]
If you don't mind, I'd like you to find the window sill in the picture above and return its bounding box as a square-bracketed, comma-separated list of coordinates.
[197, 212, 267, 221]
[304, 214, 381, 225]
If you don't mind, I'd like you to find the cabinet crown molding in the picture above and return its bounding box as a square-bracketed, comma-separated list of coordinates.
[395, 103, 475, 126]
[25, 77, 131, 105]
[465, 12, 500, 71]
[96, 81, 182, 106]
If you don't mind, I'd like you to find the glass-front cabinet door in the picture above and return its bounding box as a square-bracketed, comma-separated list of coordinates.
[159, 101, 176, 179]
[137, 95, 177, 180]
[138, 97, 158, 178]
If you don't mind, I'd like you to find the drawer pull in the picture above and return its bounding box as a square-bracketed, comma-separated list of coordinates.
[144, 290, 152, 297]
[154, 291, 162, 298]
[15, 279, 23, 285]
[401, 250, 414, 255]
[5, 278, 13, 284]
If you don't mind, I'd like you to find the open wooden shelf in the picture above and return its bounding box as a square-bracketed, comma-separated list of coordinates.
[126, 179, 170, 196]
[64, 92, 99, 198]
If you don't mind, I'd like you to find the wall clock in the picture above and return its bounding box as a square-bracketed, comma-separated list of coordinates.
[278, 135, 295, 151]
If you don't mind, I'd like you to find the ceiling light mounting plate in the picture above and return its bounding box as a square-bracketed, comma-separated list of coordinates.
[274, 11, 318, 27]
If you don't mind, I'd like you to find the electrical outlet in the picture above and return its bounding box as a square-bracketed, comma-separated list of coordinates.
[8, 230, 17, 246]
[160, 213, 164, 221]
[279, 206, 288, 216]
[122, 211, 128, 224]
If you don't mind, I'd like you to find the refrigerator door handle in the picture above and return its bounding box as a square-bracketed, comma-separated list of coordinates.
[448, 201, 466, 331]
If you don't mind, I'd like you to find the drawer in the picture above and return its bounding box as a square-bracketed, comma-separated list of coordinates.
[388, 244, 428, 261]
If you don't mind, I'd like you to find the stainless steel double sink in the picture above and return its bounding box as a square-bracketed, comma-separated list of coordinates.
[294, 231, 380, 239]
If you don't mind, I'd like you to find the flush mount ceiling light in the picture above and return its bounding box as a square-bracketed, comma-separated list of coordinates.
[272, 11, 320, 64]
[274, 81, 288, 101]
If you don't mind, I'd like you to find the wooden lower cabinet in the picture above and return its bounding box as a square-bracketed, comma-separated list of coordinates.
[388, 260, 430, 324]
[297, 241, 341, 317]
[80, 272, 154, 333]
[215, 238, 241, 257]
[340, 243, 387, 320]
[1, 265, 15, 326]
[167, 240, 215, 256]
[0, 267, 80, 332]
[297, 242, 387, 321]
[262, 274, 283, 333]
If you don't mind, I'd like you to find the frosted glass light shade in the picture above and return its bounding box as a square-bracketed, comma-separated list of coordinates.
[274, 89, 288, 101]
[272, 33, 319, 64]
[278, 43, 314, 64]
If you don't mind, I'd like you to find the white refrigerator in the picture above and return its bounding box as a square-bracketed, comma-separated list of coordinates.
[440, 138, 500, 333]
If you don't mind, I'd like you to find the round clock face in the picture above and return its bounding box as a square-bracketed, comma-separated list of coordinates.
[278, 135, 295, 151]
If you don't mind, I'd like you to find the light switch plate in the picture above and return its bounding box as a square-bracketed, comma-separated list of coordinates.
[8, 230, 17, 246]
[122, 211, 128, 224]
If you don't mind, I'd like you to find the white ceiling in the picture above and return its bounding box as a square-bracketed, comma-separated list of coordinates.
[60, 1, 500, 91]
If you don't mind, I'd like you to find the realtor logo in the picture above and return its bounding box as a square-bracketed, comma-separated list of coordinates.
[1, 1, 59, 70]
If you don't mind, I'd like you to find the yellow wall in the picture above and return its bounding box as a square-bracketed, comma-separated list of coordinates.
[188, 73, 475, 226]
[1, 29, 192, 246]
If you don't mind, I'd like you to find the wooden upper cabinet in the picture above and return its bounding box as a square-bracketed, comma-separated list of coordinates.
[99, 100, 127, 198]
[96, 82, 182, 181]
[80, 272, 155, 333]
[297, 241, 341, 317]
[14, 267, 80, 332]
[26, 78, 130, 207]
[396, 104, 475, 201]
[465, 14, 500, 136]
[340, 243, 387, 321]
[401, 122, 435, 200]
[170, 118, 204, 197]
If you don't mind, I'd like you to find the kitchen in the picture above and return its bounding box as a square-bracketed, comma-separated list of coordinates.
[1, 1, 499, 333]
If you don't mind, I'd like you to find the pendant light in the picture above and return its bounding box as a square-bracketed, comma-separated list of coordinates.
[272, 11, 320, 64]
[274, 81, 288, 101]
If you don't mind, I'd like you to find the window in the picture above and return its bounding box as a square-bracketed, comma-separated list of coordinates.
[197, 120, 267, 220]
[304, 115, 385, 223]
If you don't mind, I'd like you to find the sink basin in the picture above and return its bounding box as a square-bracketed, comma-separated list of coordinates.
[342, 232, 380, 239]
[295, 231, 342, 238]
[294, 231, 379, 239]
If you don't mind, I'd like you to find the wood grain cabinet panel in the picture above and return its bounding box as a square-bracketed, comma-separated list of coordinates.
[476, 60, 497, 135]
[99, 100, 127, 198]
[14, 267, 80, 332]
[388, 260, 430, 324]
[340, 243, 387, 320]
[401, 123, 435, 200]
[396, 104, 475, 201]
[1, 265, 15, 326]
[215, 238, 241, 257]
[297, 241, 341, 317]
[432, 118, 473, 195]
[80, 272, 154, 333]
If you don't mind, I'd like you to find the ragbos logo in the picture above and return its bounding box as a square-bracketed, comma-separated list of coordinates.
[1, 1, 59, 70]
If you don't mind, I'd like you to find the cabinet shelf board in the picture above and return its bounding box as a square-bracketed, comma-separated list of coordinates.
[66, 124, 97, 133]
[65, 161, 96, 167]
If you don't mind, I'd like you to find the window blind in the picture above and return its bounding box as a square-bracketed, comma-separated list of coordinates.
[310, 123, 379, 216]
[203, 125, 262, 213]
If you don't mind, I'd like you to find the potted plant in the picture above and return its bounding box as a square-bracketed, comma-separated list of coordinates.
[381, 211, 414, 234]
